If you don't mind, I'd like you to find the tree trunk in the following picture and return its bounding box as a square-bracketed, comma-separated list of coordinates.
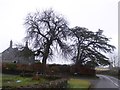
[76, 46, 82, 66]
[42, 53, 48, 74]
[42, 41, 52, 74]
[42, 48, 49, 74]
[76, 47, 80, 63]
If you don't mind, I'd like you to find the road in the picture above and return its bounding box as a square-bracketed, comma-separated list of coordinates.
[90, 74, 120, 90]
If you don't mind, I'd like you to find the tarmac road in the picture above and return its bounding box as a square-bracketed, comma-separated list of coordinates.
[90, 74, 120, 90]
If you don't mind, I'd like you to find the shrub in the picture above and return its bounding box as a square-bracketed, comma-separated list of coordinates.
[70, 65, 95, 76]
[20, 72, 33, 77]
[2, 63, 16, 70]
[17, 78, 68, 89]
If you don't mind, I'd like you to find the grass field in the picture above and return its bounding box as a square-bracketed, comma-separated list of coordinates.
[2, 74, 48, 89]
[2, 74, 91, 89]
[68, 78, 91, 89]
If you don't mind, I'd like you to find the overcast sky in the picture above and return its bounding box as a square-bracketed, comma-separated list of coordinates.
[0, 0, 119, 64]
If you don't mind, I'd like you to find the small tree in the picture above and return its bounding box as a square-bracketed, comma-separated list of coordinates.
[24, 9, 72, 73]
[69, 26, 115, 68]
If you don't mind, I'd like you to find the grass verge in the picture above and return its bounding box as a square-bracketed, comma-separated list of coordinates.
[68, 78, 91, 90]
[2, 74, 48, 89]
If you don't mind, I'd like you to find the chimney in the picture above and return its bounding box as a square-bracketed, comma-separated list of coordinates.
[25, 41, 28, 48]
[10, 40, 12, 48]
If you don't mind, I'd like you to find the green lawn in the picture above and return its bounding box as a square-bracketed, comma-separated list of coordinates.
[2, 74, 91, 89]
[68, 78, 91, 89]
[2, 74, 48, 89]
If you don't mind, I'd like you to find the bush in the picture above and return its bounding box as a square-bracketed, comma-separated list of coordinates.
[41, 75, 61, 81]
[2, 63, 21, 75]
[2, 63, 16, 70]
[70, 65, 95, 76]
[20, 72, 33, 77]
[17, 78, 68, 89]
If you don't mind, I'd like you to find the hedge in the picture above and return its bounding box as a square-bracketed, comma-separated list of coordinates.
[2, 63, 96, 76]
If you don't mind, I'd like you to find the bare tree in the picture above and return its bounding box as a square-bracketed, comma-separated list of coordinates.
[24, 9, 72, 73]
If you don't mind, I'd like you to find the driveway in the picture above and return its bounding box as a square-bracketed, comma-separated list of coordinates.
[90, 74, 120, 90]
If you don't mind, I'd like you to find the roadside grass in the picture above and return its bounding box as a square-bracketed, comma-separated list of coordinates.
[2, 74, 48, 89]
[68, 78, 91, 90]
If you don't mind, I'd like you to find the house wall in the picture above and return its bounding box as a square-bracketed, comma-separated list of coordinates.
[2, 48, 18, 63]
[18, 56, 35, 64]
[2, 43, 35, 64]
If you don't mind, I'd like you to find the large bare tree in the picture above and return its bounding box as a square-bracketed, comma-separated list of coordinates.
[24, 9, 71, 73]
